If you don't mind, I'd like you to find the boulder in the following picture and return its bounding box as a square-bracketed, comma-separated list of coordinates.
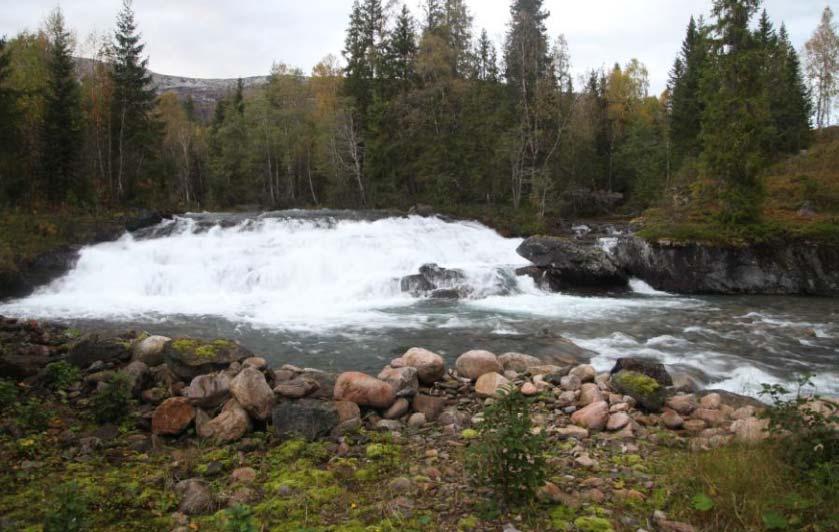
[132, 335, 171, 366]
[0, 346, 51, 379]
[498, 352, 543, 373]
[578, 383, 603, 407]
[666, 394, 698, 416]
[400, 263, 470, 298]
[198, 399, 252, 442]
[334, 400, 361, 423]
[475, 372, 510, 398]
[334, 372, 396, 409]
[555, 425, 589, 439]
[377, 366, 419, 397]
[242, 357, 267, 370]
[272, 399, 339, 442]
[560, 374, 582, 391]
[521, 382, 539, 396]
[661, 408, 684, 429]
[569, 364, 597, 383]
[455, 350, 502, 380]
[610, 357, 673, 386]
[516, 236, 628, 290]
[412, 394, 448, 421]
[383, 398, 410, 420]
[184, 372, 231, 408]
[611, 370, 666, 412]
[121, 360, 149, 394]
[408, 413, 427, 427]
[152, 397, 196, 435]
[175, 479, 213, 515]
[731, 417, 770, 444]
[571, 401, 609, 431]
[274, 378, 319, 399]
[299, 370, 337, 400]
[163, 338, 252, 380]
[606, 412, 630, 431]
[230, 367, 274, 420]
[67, 334, 132, 368]
[396, 347, 445, 384]
[699, 392, 722, 409]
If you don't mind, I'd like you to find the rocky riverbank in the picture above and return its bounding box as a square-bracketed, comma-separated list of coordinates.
[4, 317, 833, 531]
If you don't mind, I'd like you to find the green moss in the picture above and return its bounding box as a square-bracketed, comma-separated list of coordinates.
[457, 514, 479, 530]
[573, 515, 615, 532]
[460, 429, 479, 440]
[613, 371, 659, 396]
[171, 338, 200, 353]
[549, 505, 577, 530]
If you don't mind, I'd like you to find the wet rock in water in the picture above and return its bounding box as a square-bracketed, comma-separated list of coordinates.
[67, 334, 132, 368]
[230, 367, 274, 420]
[272, 399, 339, 442]
[569, 364, 597, 383]
[666, 394, 698, 416]
[175, 479, 213, 515]
[611, 370, 666, 412]
[274, 378, 319, 399]
[163, 338, 252, 380]
[516, 236, 628, 290]
[184, 372, 231, 408]
[571, 400, 609, 431]
[475, 372, 510, 398]
[400, 263, 470, 299]
[394, 347, 446, 384]
[377, 366, 419, 397]
[383, 398, 410, 420]
[152, 397, 196, 436]
[498, 352, 543, 373]
[132, 335, 171, 366]
[198, 399, 252, 442]
[610, 357, 673, 386]
[411, 394, 448, 421]
[334, 372, 396, 409]
[455, 350, 502, 380]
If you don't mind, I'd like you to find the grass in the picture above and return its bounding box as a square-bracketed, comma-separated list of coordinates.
[657, 443, 839, 531]
[637, 127, 839, 246]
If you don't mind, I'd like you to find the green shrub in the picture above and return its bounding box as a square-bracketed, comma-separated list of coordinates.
[224, 504, 258, 532]
[44, 360, 81, 391]
[44, 481, 89, 532]
[91, 373, 133, 423]
[0, 378, 17, 409]
[760, 375, 838, 486]
[466, 387, 547, 506]
[15, 397, 51, 432]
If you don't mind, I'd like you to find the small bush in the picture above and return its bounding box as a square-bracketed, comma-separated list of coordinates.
[15, 397, 51, 432]
[91, 373, 133, 423]
[466, 387, 547, 506]
[224, 504, 258, 532]
[0, 378, 17, 409]
[43, 481, 89, 532]
[44, 361, 81, 391]
[760, 375, 838, 486]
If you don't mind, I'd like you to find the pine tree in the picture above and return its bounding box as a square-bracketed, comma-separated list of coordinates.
[383, 5, 417, 85]
[41, 8, 84, 204]
[700, 0, 770, 225]
[775, 25, 811, 152]
[668, 16, 709, 169]
[111, 0, 159, 200]
[0, 36, 20, 203]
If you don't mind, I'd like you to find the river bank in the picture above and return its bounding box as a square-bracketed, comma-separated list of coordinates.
[1, 317, 836, 531]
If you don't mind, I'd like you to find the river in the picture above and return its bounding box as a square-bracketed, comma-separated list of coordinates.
[1, 211, 836, 397]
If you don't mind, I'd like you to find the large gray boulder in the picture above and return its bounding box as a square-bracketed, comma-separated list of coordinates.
[272, 399, 339, 442]
[516, 236, 628, 290]
[163, 338, 252, 380]
[400, 263, 471, 299]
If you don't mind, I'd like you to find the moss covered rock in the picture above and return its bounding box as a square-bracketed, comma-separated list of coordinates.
[163, 337, 252, 379]
[611, 370, 666, 412]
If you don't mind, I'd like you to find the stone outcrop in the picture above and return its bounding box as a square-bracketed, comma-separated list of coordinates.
[272, 399, 339, 442]
[516, 236, 628, 290]
[163, 338, 252, 380]
[400, 263, 471, 299]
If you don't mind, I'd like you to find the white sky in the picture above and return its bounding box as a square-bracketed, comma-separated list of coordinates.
[0, 0, 835, 93]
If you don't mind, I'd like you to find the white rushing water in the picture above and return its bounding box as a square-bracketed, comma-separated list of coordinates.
[2, 212, 837, 397]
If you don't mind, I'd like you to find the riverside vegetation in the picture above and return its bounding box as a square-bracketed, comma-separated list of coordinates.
[0, 317, 836, 531]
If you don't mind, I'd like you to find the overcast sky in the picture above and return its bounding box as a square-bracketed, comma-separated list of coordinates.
[0, 0, 834, 93]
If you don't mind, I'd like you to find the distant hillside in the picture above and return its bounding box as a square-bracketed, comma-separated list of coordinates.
[75, 57, 269, 119]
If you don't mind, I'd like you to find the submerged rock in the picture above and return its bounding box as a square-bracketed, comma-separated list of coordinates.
[400, 263, 471, 298]
[163, 337, 252, 380]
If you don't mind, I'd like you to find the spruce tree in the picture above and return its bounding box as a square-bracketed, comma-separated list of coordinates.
[475, 29, 499, 81]
[111, 0, 159, 200]
[775, 25, 812, 152]
[0, 37, 20, 203]
[700, 0, 770, 225]
[41, 8, 84, 204]
[505, 0, 550, 95]
[668, 16, 708, 169]
[383, 5, 417, 85]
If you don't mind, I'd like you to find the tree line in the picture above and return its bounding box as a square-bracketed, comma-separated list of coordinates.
[0, 0, 836, 225]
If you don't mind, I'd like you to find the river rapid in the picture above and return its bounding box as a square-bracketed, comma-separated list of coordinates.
[1, 211, 836, 397]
